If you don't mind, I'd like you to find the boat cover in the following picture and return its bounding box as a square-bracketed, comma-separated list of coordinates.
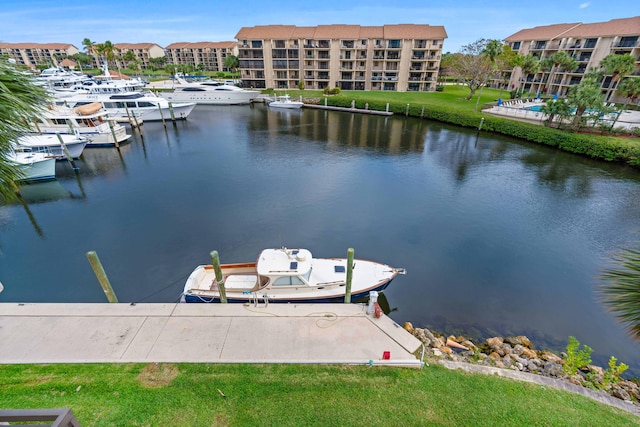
[75, 102, 102, 116]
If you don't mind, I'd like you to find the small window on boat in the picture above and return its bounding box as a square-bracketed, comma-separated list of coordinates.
[290, 262, 298, 270]
[334, 266, 345, 273]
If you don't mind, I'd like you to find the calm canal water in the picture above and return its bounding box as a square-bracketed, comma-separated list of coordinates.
[1, 104, 639, 373]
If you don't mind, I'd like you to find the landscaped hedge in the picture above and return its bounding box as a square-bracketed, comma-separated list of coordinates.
[324, 97, 640, 167]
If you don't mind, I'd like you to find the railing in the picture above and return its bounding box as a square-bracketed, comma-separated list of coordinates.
[0, 408, 82, 426]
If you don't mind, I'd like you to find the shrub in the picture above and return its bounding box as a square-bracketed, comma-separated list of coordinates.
[563, 336, 593, 376]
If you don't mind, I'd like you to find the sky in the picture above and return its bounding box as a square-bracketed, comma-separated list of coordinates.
[0, 0, 636, 53]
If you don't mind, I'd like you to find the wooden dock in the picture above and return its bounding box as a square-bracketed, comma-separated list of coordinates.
[303, 104, 393, 116]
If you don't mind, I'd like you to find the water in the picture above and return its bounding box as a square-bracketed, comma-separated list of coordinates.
[2, 104, 639, 373]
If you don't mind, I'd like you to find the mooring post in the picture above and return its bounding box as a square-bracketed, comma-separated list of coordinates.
[55, 132, 78, 170]
[86, 251, 118, 303]
[344, 247, 354, 304]
[477, 117, 485, 134]
[405, 104, 410, 116]
[385, 103, 389, 113]
[421, 105, 425, 118]
[210, 250, 227, 303]
[168, 102, 176, 121]
[107, 116, 120, 148]
[324, 98, 328, 107]
[158, 104, 166, 128]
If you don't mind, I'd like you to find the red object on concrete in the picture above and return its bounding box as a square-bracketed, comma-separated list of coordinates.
[382, 351, 391, 360]
[373, 302, 382, 318]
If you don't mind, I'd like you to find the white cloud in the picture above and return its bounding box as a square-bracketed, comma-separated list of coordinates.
[579, 2, 590, 8]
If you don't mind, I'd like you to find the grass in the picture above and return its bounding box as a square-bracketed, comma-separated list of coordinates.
[1, 363, 638, 426]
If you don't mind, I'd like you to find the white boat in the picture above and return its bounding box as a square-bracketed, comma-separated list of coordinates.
[54, 91, 196, 122]
[6, 150, 56, 182]
[32, 103, 131, 147]
[34, 66, 91, 90]
[156, 77, 259, 105]
[16, 134, 89, 159]
[182, 247, 405, 303]
[268, 94, 304, 109]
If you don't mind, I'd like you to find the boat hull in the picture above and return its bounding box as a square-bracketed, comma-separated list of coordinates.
[159, 91, 258, 105]
[183, 279, 393, 303]
[11, 153, 56, 182]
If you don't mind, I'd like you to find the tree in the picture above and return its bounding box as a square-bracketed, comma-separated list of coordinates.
[69, 53, 92, 73]
[81, 38, 97, 68]
[518, 54, 541, 96]
[567, 72, 606, 128]
[95, 41, 118, 69]
[451, 39, 493, 101]
[540, 51, 578, 96]
[540, 99, 572, 128]
[0, 59, 50, 201]
[599, 53, 636, 101]
[599, 243, 640, 343]
[224, 55, 240, 82]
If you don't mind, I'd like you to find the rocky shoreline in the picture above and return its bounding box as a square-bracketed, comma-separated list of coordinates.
[404, 322, 640, 412]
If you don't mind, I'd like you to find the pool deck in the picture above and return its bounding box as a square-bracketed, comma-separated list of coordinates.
[0, 303, 423, 366]
[483, 99, 640, 130]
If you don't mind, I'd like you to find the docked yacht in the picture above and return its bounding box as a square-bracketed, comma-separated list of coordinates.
[54, 91, 196, 122]
[32, 103, 131, 147]
[16, 134, 89, 159]
[268, 94, 304, 109]
[6, 150, 56, 182]
[182, 247, 405, 303]
[156, 77, 259, 105]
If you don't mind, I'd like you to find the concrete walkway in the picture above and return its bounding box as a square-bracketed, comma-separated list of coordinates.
[0, 303, 423, 366]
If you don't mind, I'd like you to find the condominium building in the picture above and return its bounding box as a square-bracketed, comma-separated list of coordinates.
[113, 43, 165, 70]
[503, 16, 640, 99]
[234, 24, 447, 91]
[164, 42, 237, 72]
[0, 42, 79, 70]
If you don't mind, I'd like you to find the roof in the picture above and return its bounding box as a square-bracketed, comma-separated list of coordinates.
[505, 16, 640, 41]
[235, 24, 447, 40]
[114, 43, 163, 50]
[257, 248, 313, 277]
[0, 42, 77, 50]
[59, 58, 76, 67]
[165, 41, 236, 49]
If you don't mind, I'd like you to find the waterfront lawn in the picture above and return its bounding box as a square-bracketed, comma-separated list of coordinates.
[2, 363, 638, 426]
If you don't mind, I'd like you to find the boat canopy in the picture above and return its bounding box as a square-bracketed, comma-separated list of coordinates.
[257, 248, 313, 277]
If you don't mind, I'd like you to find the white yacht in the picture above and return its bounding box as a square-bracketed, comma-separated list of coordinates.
[268, 94, 304, 109]
[6, 150, 56, 182]
[32, 103, 131, 147]
[16, 134, 89, 159]
[156, 77, 259, 105]
[54, 91, 196, 122]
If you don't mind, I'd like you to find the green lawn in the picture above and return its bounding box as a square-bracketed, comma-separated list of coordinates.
[1, 363, 638, 426]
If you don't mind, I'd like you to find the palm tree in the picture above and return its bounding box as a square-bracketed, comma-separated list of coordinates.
[224, 55, 240, 82]
[518, 54, 540, 96]
[599, 53, 636, 102]
[81, 38, 97, 69]
[540, 51, 578, 96]
[95, 41, 118, 70]
[0, 59, 50, 201]
[599, 243, 640, 342]
[567, 72, 606, 128]
[539, 99, 572, 128]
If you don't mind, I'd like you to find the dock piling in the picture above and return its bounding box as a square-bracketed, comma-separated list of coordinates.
[158, 104, 166, 128]
[86, 251, 118, 303]
[168, 102, 176, 121]
[55, 132, 78, 170]
[344, 248, 354, 304]
[210, 251, 227, 303]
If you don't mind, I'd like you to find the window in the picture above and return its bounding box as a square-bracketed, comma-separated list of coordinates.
[272, 276, 305, 286]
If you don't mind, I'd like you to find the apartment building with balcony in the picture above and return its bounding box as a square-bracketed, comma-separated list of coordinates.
[503, 16, 640, 99]
[0, 42, 79, 70]
[164, 41, 237, 72]
[112, 43, 164, 70]
[234, 24, 447, 91]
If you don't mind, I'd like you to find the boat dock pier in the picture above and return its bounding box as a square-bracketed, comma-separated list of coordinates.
[302, 103, 393, 116]
[0, 303, 423, 366]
